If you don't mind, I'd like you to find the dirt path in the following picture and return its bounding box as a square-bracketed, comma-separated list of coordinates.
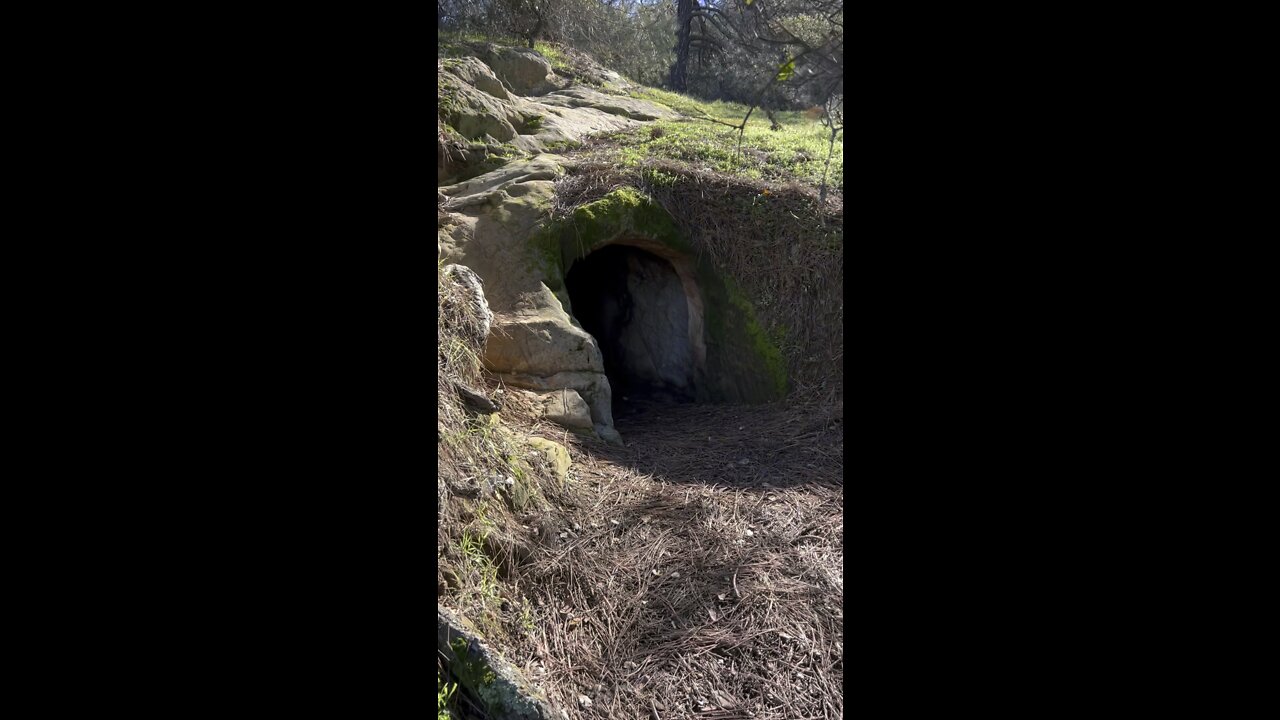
[502, 401, 844, 719]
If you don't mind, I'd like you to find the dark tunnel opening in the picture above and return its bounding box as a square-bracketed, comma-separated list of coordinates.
[566, 244, 697, 416]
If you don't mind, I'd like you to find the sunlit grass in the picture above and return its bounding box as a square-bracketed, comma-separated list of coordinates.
[604, 86, 842, 190]
[533, 42, 570, 72]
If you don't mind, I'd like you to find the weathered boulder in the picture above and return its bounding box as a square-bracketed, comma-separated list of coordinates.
[440, 263, 493, 353]
[538, 389, 594, 433]
[439, 69, 524, 143]
[440, 56, 510, 100]
[526, 436, 571, 483]
[475, 45, 562, 96]
[438, 154, 622, 441]
[536, 87, 678, 121]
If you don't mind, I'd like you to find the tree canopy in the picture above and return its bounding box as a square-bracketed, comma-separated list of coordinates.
[439, 0, 843, 112]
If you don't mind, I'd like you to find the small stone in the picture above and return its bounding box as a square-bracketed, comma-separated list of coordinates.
[578, 694, 593, 707]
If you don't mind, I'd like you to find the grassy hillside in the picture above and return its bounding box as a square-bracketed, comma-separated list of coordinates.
[439, 31, 843, 196]
[598, 86, 842, 192]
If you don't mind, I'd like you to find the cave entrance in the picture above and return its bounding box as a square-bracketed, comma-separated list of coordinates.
[566, 244, 698, 416]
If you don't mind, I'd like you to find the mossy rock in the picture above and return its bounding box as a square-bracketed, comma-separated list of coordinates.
[438, 606, 557, 719]
[538, 187, 787, 403]
[527, 436, 571, 484]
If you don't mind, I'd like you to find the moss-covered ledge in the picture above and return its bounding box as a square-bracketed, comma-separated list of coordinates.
[438, 606, 557, 719]
[533, 187, 787, 402]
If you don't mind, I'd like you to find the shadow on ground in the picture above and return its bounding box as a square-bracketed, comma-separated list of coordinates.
[571, 398, 843, 491]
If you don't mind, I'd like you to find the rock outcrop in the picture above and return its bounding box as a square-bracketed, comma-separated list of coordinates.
[473, 44, 562, 96]
[439, 49, 787, 440]
[438, 154, 622, 442]
[537, 87, 678, 121]
[438, 54, 675, 184]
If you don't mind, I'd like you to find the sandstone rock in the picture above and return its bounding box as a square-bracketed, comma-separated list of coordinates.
[441, 56, 511, 100]
[539, 389, 594, 433]
[476, 45, 562, 96]
[520, 101, 639, 144]
[526, 436, 571, 483]
[535, 87, 678, 121]
[441, 264, 493, 351]
[439, 71, 523, 143]
[485, 316, 601, 377]
[439, 154, 622, 440]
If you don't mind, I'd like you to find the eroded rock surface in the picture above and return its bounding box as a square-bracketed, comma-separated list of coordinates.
[438, 154, 621, 441]
[536, 87, 678, 121]
[438, 54, 672, 184]
[439, 53, 690, 441]
[473, 44, 563, 96]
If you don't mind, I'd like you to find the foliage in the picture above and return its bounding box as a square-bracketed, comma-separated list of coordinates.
[440, 0, 676, 87]
[533, 41, 569, 71]
[437, 673, 456, 719]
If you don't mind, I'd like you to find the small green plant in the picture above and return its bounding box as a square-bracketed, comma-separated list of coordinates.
[533, 42, 570, 72]
[438, 672, 457, 719]
[521, 601, 535, 633]
[460, 529, 501, 603]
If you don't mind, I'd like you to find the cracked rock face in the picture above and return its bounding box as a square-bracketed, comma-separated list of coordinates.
[438, 53, 686, 442]
[439, 54, 674, 184]
[438, 154, 621, 441]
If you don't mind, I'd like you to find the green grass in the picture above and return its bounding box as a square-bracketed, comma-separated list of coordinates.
[582, 86, 843, 191]
[438, 672, 456, 719]
[460, 529, 500, 603]
[438, 33, 841, 191]
[533, 42, 570, 72]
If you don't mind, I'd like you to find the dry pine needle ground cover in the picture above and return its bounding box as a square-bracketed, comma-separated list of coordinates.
[439, 126, 843, 719]
[440, 382, 844, 719]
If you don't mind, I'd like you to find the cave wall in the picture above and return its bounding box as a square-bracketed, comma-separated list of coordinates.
[567, 245, 694, 401]
[542, 188, 786, 404]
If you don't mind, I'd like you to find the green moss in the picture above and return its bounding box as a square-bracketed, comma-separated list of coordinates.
[520, 114, 543, 131]
[581, 85, 843, 191]
[543, 139, 581, 152]
[727, 281, 788, 397]
[533, 42, 570, 72]
[537, 186, 788, 403]
[565, 188, 690, 258]
[696, 267, 788, 403]
[450, 637, 469, 662]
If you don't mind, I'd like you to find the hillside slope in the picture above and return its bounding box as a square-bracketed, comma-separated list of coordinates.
[438, 40, 843, 720]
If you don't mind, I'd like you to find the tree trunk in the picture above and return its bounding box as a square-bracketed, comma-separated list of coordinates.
[669, 0, 694, 92]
